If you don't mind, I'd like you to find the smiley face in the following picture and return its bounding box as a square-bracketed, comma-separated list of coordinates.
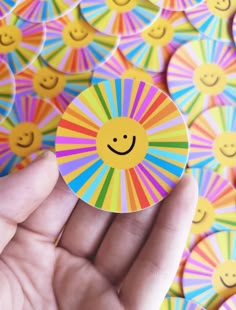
[122, 68, 153, 84]
[0, 25, 22, 53]
[207, 0, 235, 18]
[96, 117, 148, 169]
[214, 132, 236, 167]
[194, 63, 226, 95]
[213, 261, 236, 298]
[33, 66, 66, 98]
[142, 18, 174, 47]
[191, 197, 215, 234]
[9, 122, 42, 157]
[62, 19, 95, 48]
[107, 0, 137, 12]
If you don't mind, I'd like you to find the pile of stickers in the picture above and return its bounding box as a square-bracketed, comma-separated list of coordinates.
[0, 0, 236, 309]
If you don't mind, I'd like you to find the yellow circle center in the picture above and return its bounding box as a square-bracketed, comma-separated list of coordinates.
[33, 66, 66, 98]
[106, 0, 137, 12]
[121, 68, 153, 84]
[96, 117, 148, 169]
[142, 18, 174, 47]
[0, 25, 22, 53]
[207, 0, 235, 18]
[194, 63, 226, 95]
[62, 20, 95, 48]
[191, 197, 215, 234]
[9, 122, 42, 157]
[213, 132, 236, 167]
[212, 261, 236, 298]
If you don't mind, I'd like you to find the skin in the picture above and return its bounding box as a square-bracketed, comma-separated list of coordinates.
[0, 152, 198, 310]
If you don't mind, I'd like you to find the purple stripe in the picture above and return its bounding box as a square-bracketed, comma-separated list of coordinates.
[136, 165, 158, 202]
[123, 79, 133, 117]
[59, 153, 99, 176]
[56, 136, 96, 145]
[130, 81, 145, 118]
[138, 163, 168, 197]
[56, 146, 96, 157]
[134, 86, 158, 121]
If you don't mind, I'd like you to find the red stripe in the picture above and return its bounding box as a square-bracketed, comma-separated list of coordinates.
[59, 119, 97, 137]
[129, 168, 149, 209]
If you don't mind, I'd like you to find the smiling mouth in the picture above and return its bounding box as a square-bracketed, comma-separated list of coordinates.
[107, 136, 136, 155]
[148, 29, 166, 40]
[192, 212, 206, 224]
[220, 277, 236, 288]
[113, 0, 131, 6]
[40, 77, 59, 90]
[69, 32, 88, 41]
[0, 36, 15, 46]
[17, 133, 34, 148]
[215, 0, 231, 11]
[220, 148, 236, 158]
[200, 77, 219, 87]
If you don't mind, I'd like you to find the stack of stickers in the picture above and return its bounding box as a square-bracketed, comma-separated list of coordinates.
[0, 0, 236, 309]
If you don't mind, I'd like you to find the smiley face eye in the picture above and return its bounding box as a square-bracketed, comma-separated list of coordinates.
[233, 274, 236, 277]
[204, 74, 207, 78]
[18, 137, 23, 141]
[225, 273, 228, 276]
[113, 138, 117, 142]
[4, 33, 8, 37]
[224, 144, 227, 147]
[25, 133, 29, 136]
[123, 135, 127, 139]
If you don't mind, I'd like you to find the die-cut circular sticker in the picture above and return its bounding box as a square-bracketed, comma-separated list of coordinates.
[41, 6, 118, 74]
[183, 231, 236, 310]
[186, 0, 236, 43]
[56, 79, 189, 213]
[167, 40, 236, 125]
[14, 0, 81, 23]
[0, 13, 45, 74]
[119, 9, 200, 73]
[15, 57, 91, 113]
[0, 0, 18, 19]
[92, 48, 168, 94]
[149, 0, 204, 11]
[11, 150, 44, 172]
[160, 297, 206, 310]
[168, 248, 190, 297]
[189, 106, 236, 187]
[80, 0, 160, 36]
[219, 295, 236, 310]
[0, 60, 15, 123]
[0, 96, 61, 177]
[233, 14, 236, 45]
[186, 168, 236, 251]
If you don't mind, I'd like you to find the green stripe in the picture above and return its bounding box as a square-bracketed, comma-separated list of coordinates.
[186, 92, 201, 114]
[93, 9, 110, 26]
[95, 168, 114, 209]
[149, 141, 188, 148]
[94, 84, 112, 120]
[46, 45, 66, 62]
[144, 46, 153, 68]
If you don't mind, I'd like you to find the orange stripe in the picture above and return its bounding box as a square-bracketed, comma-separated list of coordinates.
[125, 170, 136, 212]
[129, 168, 149, 209]
[67, 107, 100, 131]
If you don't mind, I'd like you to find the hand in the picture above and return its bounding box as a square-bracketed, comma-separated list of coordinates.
[0, 152, 197, 310]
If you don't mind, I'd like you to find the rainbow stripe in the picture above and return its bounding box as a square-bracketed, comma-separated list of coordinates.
[92, 48, 168, 93]
[167, 40, 236, 125]
[149, 0, 203, 11]
[41, 7, 118, 73]
[219, 295, 236, 310]
[56, 79, 189, 213]
[189, 106, 236, 187]
[183, 231, 236, 309]
[15, 57, 91, 112]
[168, 248, 190, 297]
[0, 96, 61, 176]
[160, 297, 206, 310]
[233, 14, 236, 45]
[11, 151, 43, 172]
[186, 2, 235, 43]
[119, 9, 200, 73]
[80, 0, 160, 36]
[0, 0, 17, 18]
[14, 0, 81, 23]
[186, 168, 236, 250]
[0, 60, 15, 123]
[0, 13, 45, 74]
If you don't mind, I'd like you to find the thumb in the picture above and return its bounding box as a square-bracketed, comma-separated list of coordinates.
[0, 151, 59, 254]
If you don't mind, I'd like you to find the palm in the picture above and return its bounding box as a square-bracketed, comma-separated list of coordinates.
[0, 153, 197, 310]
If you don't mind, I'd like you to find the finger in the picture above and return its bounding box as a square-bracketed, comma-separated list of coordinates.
[94, 204, 160, 286]
[120, 174, 198, 310]
[0, 151, 58, 253]
[59, 200, 114, 258]
[20, 176, 78, 243]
